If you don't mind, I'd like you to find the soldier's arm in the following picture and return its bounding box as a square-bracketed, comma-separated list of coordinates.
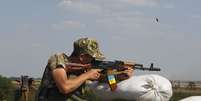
[52, 67, 101, 94]
[49, 53, 100, 94]
[52, 67, 88, 94]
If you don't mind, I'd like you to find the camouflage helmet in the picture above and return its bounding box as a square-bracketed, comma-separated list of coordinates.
[73, 37, 105, 60]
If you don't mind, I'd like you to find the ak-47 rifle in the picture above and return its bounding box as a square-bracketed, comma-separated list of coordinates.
[91, 60, 160, 71]
[67, 59, 161, 91]
[90, 60, 161, 91]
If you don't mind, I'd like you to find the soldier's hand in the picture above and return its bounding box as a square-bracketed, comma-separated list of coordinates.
[84, 69, 101, 80]
[124, 66, 134, 78]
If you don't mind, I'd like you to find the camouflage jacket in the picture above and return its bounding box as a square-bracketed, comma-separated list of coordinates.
[37, 53, 99, 101]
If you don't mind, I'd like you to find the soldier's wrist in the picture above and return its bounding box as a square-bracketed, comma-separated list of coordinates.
[80, 73, 90, 81]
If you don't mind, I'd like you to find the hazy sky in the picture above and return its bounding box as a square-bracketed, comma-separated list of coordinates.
[0, 0, 200, 81]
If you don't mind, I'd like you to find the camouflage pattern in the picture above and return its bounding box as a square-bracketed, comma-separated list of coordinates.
[74, 38, 105, 60]
[39, 53, 68, 89]
[38, 53, 96, 101]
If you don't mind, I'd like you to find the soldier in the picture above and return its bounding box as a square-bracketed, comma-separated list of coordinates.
[37, 37, 133, 101]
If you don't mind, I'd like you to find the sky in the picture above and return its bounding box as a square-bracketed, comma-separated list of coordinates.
[0, 0, 200, 81]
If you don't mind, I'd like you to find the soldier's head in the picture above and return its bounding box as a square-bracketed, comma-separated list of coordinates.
[71, 37, 105, 64]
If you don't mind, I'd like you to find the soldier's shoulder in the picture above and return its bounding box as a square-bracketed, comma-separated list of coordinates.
[48, 52, 68, 62]
[49, 52, 68, 58]
[55, 52, 67, 56]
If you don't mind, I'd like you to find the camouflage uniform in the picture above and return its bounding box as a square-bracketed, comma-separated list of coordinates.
[37, 38, 104, 101]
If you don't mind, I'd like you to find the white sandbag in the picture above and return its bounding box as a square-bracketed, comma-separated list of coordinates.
[179, 96, 201, 101]
[87, 74, 172, 101]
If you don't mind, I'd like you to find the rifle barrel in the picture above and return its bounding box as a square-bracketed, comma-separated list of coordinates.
[134, 67, 161, 71]
[134, 64, 161, 71]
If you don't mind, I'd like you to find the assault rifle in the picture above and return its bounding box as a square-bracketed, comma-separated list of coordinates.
[91, 60, 160, 71]
[67, 59, 161, 91]
[91, 60, 161, 91]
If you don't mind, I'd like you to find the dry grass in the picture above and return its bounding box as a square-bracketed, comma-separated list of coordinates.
[170, 87, 201, 101]
[12, 80, 201, 101]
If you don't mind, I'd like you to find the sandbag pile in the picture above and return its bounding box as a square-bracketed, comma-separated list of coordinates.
[88, 74, 173, 101]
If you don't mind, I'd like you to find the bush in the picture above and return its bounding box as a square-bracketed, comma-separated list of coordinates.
[0, 75, 15, 101]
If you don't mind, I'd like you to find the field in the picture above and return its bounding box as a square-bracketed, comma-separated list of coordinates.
[11, 79, 201, 101]
[170, 80, 201, 100]
[170, 88, 201, 101]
